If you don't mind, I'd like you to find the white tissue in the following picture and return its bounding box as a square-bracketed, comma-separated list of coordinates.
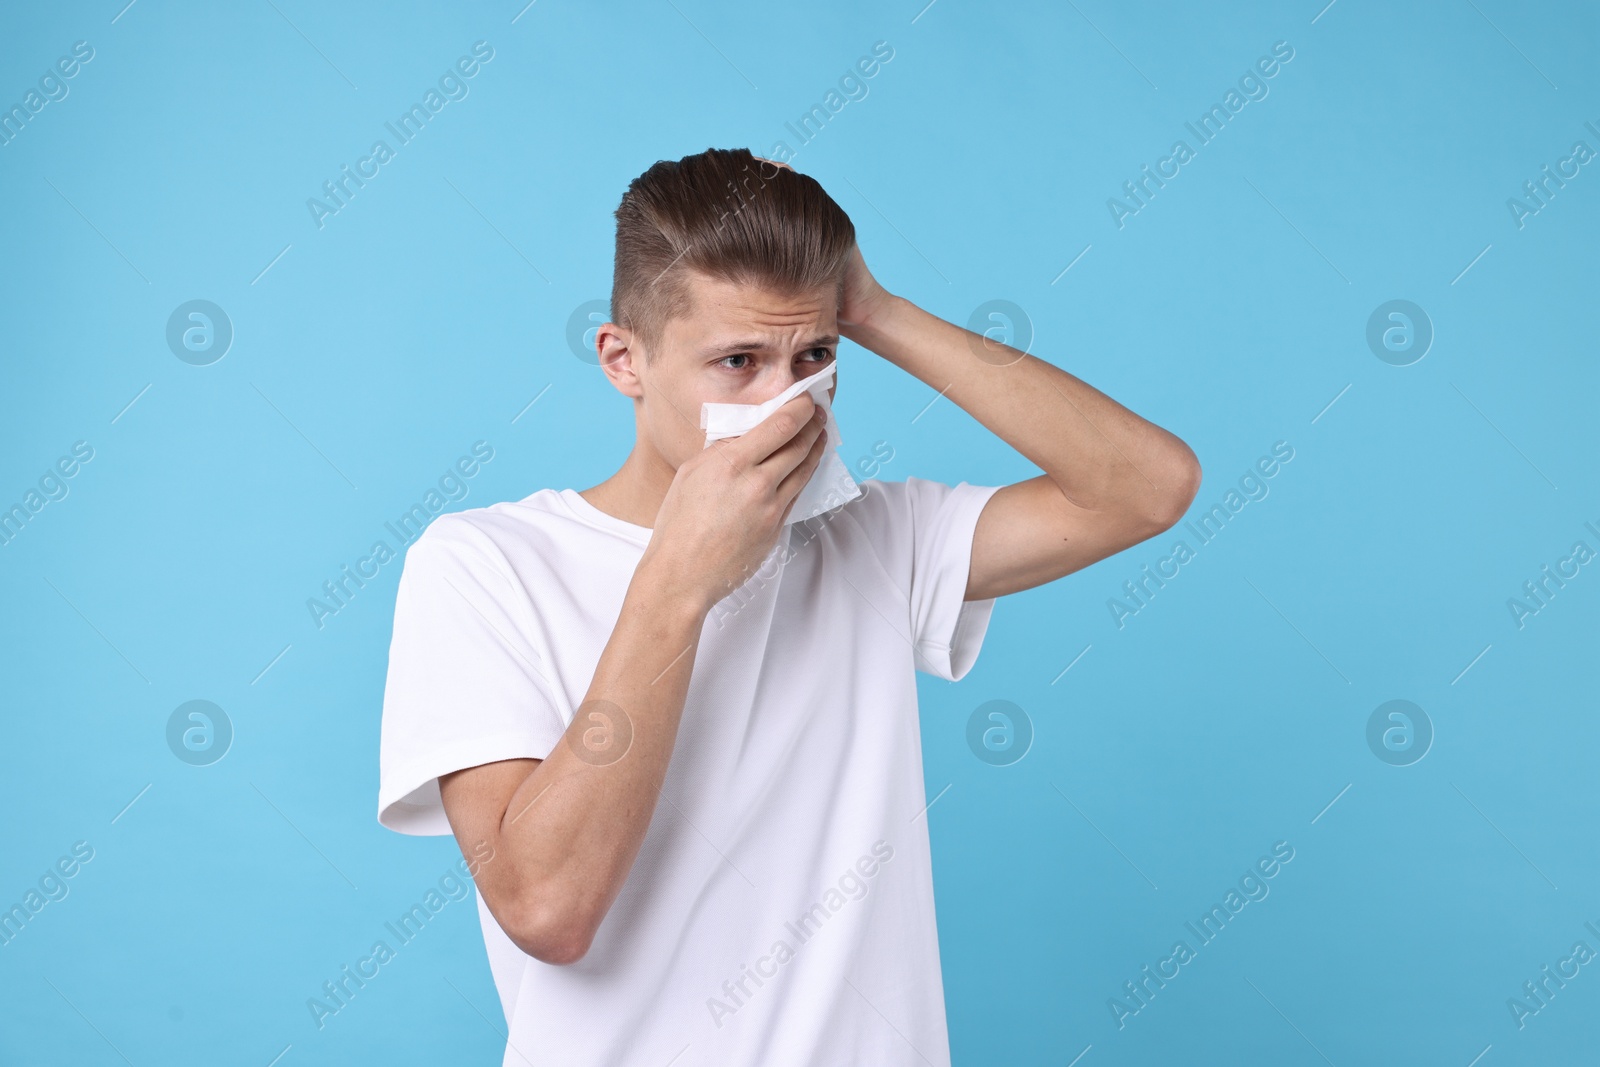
[700, 362, 862, 525]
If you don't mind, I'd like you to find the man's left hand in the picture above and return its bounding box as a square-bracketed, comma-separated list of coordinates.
[838, 244, 895, 336]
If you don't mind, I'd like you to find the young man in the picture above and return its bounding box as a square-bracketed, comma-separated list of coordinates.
[377, 148, 1200, 1066]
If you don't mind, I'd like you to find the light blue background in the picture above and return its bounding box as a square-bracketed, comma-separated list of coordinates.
[2, 1, 1597, 1064]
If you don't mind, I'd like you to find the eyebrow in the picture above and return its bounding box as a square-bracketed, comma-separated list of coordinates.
[702, 335, 838, 358]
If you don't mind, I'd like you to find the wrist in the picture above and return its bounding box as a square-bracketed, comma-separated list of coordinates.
[633, 551, 715, 622]
[840, 291, 909, 350]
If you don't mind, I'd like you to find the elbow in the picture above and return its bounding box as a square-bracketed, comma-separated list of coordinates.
[505, 897, 598, 966]
[1142, 447, 1203, 534]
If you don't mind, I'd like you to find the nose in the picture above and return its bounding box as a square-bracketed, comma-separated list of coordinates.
[762, 365, 833, 408]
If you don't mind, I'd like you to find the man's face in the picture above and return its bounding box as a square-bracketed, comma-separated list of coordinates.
[629, 270, 840, 470]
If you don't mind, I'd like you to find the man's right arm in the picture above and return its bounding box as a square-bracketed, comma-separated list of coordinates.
[438, 558, 710, 966]
[437, 393, 828, 966]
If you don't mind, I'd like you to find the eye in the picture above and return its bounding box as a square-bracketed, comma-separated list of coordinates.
[715, 348, 832, 371]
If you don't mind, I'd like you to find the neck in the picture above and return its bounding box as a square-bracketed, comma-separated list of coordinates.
[578, 440, 677, 530]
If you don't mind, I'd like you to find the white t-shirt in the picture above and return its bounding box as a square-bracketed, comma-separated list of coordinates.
[377, 476, 1002, 1067]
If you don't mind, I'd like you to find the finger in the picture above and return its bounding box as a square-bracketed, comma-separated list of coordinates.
[757, 403, 827, 489]
[711, 410, 823, 497]
[723, 392, 820, 471]
[774, 420, 828, 509]
[701, 406, 820, 512]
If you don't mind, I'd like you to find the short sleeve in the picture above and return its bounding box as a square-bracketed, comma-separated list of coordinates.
[377, 517, 569, 836]
[857, 476, 1004, 682]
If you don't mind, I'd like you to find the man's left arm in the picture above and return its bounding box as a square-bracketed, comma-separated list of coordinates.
[837, 246, 1203, 602]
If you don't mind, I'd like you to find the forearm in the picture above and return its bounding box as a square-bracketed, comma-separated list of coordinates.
[493, 558, 708, 961]
[844, 294, 1198, 518]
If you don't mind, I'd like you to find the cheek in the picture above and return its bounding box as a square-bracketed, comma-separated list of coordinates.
[656, 389, 715, 460]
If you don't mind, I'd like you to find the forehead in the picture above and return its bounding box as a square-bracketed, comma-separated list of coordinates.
[662, 271, 837, 345]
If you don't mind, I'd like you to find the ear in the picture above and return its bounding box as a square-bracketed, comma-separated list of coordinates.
[595, 321, 645, 400]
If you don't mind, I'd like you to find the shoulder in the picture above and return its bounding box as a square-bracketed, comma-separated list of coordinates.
[825, 476, 1004, 578]
[806, 476, 973, 565]
[403, 489, 566, 566]
[840, 476, 991, 529]
[842, 475, 935, 515]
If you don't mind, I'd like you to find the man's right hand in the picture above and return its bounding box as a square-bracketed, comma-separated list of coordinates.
[643, 392, 829, 612]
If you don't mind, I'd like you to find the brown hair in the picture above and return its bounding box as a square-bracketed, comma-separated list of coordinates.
[611, 147, 856, 355]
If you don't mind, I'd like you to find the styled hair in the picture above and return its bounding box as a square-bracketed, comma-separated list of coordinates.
[611, 147, 856, 355]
